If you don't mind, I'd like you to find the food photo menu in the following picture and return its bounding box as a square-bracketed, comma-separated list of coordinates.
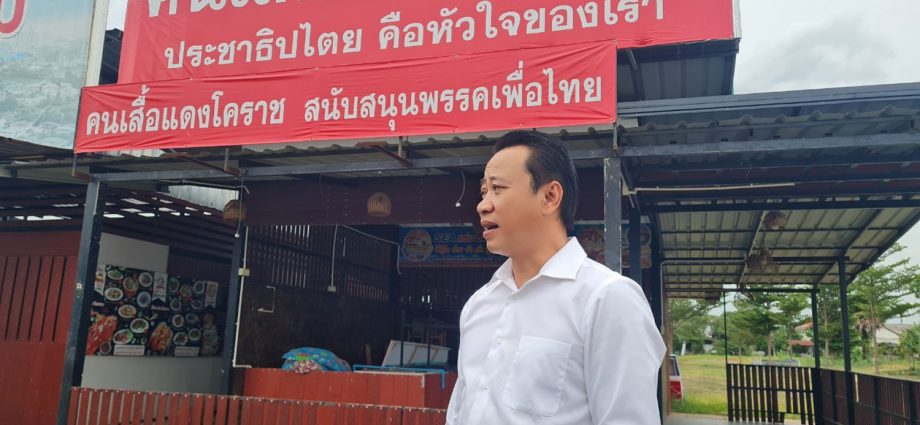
[87, 265, 222, 357]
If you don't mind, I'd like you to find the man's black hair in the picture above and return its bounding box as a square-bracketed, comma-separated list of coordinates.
[494, 130, 578, 233]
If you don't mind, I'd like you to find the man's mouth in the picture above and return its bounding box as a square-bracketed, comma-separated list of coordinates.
[481, 220, 499, 237]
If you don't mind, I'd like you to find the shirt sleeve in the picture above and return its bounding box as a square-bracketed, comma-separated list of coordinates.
[445, 371, 465, 424]
[583, 277, 666, 425]
[446, 297, 472, 425]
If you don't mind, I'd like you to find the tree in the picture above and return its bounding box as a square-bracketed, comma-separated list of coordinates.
[713, 310, 755, 359]
[668, 299, 712, 354]
[848, 244, 920, 374]
[899, 325, 920, 369]
[733, 293, 783, 358]
[776, 293, 809, 357]
[816, 285, 844, 360]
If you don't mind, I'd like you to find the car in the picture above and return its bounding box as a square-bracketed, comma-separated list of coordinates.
[668, 355, 683, 400]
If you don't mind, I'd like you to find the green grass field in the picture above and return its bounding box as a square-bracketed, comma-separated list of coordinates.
[671, 354, 920, 416]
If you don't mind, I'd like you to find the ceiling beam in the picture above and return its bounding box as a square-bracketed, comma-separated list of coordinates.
[645, 198, 920, 213]
[92, 148, 615, 183]
[621, 133, 920, 159]
[629, 151, 920, 174]
[616, 81, 920, 118]
[635, 171, 920, 188]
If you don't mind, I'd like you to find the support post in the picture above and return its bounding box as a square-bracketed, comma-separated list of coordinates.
[389, 240, 402, 353]
[839, 259, 855, 425]
[647, 216, 664, 423]
[628, 208, 643, 286]
[220, 225, 247, 394]
[603, 155, 622, 273]
[56, 181, 107, 425]
[648, 216, 663, 329]
[811, 289, 823, 423]
[724, 292, 733, 422]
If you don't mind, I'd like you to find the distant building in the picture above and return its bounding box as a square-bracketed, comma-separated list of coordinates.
[877, 324, 913, 346]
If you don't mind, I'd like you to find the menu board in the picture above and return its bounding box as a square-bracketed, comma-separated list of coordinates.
[86, 265, 222, 357]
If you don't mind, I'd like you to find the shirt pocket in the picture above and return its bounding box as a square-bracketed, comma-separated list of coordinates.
[501, 335, 573, 417]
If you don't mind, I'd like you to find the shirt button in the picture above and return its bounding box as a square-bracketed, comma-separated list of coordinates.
[496, 337, 504, 345]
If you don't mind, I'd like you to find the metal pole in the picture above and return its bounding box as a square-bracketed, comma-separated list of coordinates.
[724, 292, 732, 422]
[646, 216, 663, 423]
[56, 181, 106, 425]
[648, 217, 663, 329]
[723, 292, 729, 365]
[839, 259, 855, 425]
[220, 225, 247, 394]
[603, 154, 622, 273]
[628, 208, 642, 285]
[389, 241, 401, 349]
[811, 290, 822, 369]
[400, 308, 406, 367]
[811, 289, 824, 423]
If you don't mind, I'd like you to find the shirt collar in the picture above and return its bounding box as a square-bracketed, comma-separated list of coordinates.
[486, 237, 587, 290]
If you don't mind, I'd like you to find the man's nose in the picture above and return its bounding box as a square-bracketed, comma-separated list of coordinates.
[477, 195, 493, 215]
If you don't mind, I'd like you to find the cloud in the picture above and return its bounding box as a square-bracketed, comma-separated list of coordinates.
[736, 14, 896, 93]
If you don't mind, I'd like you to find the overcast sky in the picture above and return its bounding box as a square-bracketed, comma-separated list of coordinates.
[104, 0, 920, 92]
[732, 0, 920, 265]
[104, 0, 920, 262]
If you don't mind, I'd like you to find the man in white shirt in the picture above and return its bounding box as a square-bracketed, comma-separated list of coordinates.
[446, 130, 666, 425]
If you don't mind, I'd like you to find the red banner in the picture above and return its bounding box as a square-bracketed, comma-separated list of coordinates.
[76, 41, 616, 153]
[0, 0, 27, 37]
[119, 0, 736, 83]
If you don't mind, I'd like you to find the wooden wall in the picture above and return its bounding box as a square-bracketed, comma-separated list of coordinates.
[245, 169, 607, 225]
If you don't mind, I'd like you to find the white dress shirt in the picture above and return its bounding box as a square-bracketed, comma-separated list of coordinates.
[446, 237, 666, 425]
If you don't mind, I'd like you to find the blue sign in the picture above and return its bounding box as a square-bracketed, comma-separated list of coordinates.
[399, 227, 502, 267]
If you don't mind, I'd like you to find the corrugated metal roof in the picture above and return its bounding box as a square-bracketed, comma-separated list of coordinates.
[0, 138, 72, 163]
[6, 82, 920, 302]
[630, 84, 920, 301]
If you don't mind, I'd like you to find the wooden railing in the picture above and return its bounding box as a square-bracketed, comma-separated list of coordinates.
[820, 369, 920, 425]
[67, 387, 447, 425]
[818, 368, 851, 425]
[726, 363, 816, 424]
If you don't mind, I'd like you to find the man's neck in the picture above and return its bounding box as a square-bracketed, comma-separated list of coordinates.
[510, 231, 569, 289]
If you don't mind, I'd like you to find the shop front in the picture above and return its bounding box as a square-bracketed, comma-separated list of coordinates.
[0, 0, 752, 423]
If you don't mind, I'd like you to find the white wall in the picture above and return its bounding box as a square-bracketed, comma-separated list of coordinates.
[97, 233, 169, 272]
[81, 233, 222, 394]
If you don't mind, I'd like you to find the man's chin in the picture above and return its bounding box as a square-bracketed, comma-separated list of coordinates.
[485, 241, 508, 257]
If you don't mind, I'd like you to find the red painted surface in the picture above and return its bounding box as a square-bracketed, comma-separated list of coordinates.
[243, 368, 457, 409]
[0, 231, 79, 425]
[77, 41, 617, 152]
[119, 0, 735, 82]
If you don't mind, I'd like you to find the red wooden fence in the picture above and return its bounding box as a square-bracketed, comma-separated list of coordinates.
[68, 387, 447, 425]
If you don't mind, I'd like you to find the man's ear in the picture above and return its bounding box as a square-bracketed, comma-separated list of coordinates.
[542, 181, 564, 215]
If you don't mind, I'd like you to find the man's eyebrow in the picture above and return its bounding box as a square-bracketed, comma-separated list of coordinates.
[480, 176, 507, 186]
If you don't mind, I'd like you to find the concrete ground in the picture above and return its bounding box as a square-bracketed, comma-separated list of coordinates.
[667, 413, 733, 425]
